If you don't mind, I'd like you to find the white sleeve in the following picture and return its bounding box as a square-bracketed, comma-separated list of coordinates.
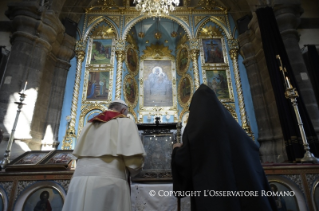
[123, 155, 144, 177]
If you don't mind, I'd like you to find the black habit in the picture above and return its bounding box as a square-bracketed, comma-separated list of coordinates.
[171, 84, 277, 211]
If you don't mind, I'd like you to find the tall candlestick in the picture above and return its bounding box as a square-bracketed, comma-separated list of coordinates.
[22, 81, 27, 93]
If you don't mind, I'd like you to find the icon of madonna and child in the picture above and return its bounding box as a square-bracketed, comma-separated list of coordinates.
[144, 64, 173, 107]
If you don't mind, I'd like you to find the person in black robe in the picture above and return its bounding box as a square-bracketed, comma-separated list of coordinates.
[171, 84, 277, 211]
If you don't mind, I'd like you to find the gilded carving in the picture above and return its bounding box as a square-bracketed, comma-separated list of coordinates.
[115, 50, 125, 99]
[190, 49, 200, 90]
[108, 16, 120, 27]
[85, 0, 119, 12]
[194, 16, 206, 27]
[90, 25, 116, 38]
[197, 0, 226, 11]
[176, 16, 189, 26]
[88, 16, 103, 26]
[221, 102, 238, 122]
[127, 34, 138, 49]
[125, 16, 139, 26]
[229, 48, 254, 139]
[62, 49, 86, 149]
[141, 44, 174, 60]
[199, 25, 224, 37]
[177, 34, 188, 50]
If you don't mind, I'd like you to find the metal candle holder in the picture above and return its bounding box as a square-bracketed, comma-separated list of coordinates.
[276, 55, 319, 163]
[1, 85, 27, 168]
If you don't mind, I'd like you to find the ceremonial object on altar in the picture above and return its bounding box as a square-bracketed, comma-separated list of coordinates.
[277, 55, 319, 164]
[1, 83, 27, 169]
[4, 150, 76, 172]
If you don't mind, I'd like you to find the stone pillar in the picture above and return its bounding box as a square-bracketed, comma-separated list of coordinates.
[238, 14, 288, 162]
[42, 34, 75, 150]
[62, 46, 85, 150]
[190, 49, 200, 90]
[0, 2, 63, 145]
[115, 50, 125, 99]
[274, 3, 319, 137]
[229, 40, 254, 139]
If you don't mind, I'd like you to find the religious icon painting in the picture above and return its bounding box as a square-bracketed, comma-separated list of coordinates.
[86, 71, 110, 101]
[10, 151, 51, 165]
[202, 38, 225, 64]
[90, 39, 112, 64]
[124, 75, 138, 108]
[205, 70, 230, 99]
[143, 60, 173, 107]
[41, 150, 76, 165]
[176, 47, 189, 75]
[269, 182, 299, 211]
[125, 47, 139, 75]
[22, 187, 64, 211]
[178, 74, 193, 107]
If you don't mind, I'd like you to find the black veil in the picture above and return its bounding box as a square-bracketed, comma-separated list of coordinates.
[171, 84, 277, 211]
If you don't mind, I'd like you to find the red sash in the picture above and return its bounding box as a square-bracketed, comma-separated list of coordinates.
[88, 110, 127, 123]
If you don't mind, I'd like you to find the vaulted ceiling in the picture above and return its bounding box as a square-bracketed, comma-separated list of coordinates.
[59, 0, 255, 24]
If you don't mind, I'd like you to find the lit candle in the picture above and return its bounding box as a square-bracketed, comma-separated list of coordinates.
[22, 81, 27, 93]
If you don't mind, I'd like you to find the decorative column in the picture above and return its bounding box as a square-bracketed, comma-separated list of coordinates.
[229, 39, 254, 139]
[190, 49, 200, 90]
[62, 42, 85, 150]
[115, 50, 125, 99]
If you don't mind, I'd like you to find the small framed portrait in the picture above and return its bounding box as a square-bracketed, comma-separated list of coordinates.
[40, 150, 76, 165]
[124, 75, 138, 108]
[201, 38, 225, 64]
[10, 151, 51, 165]
[125, 47, 139, 75]
[176, 47, 189, 75]
[178, 74, 193, 107]
[14, 181, 65, 211]
[202, 68, 234, 102]
[85, 71, 110, 101]
[90, 39, 112, 65]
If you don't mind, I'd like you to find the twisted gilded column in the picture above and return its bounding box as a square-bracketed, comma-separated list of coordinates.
[115, 50, 125, 99]
[62, 46, 85, 149]
[190, 49, 200, 90]
[229, 47, 254, 139]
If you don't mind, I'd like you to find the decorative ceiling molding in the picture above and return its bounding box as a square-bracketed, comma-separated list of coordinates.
[125, 15, 139, 27]
[176, 15, 189, 27]
[194, 16, 206, 27]
[108, 16, 121, 27]
[88, 16, 103, 26]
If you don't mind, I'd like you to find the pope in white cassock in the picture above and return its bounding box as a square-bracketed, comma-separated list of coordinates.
[62, 99, 146, 211]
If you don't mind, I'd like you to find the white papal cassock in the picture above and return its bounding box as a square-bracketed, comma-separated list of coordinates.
[62, 118, 146, 211]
